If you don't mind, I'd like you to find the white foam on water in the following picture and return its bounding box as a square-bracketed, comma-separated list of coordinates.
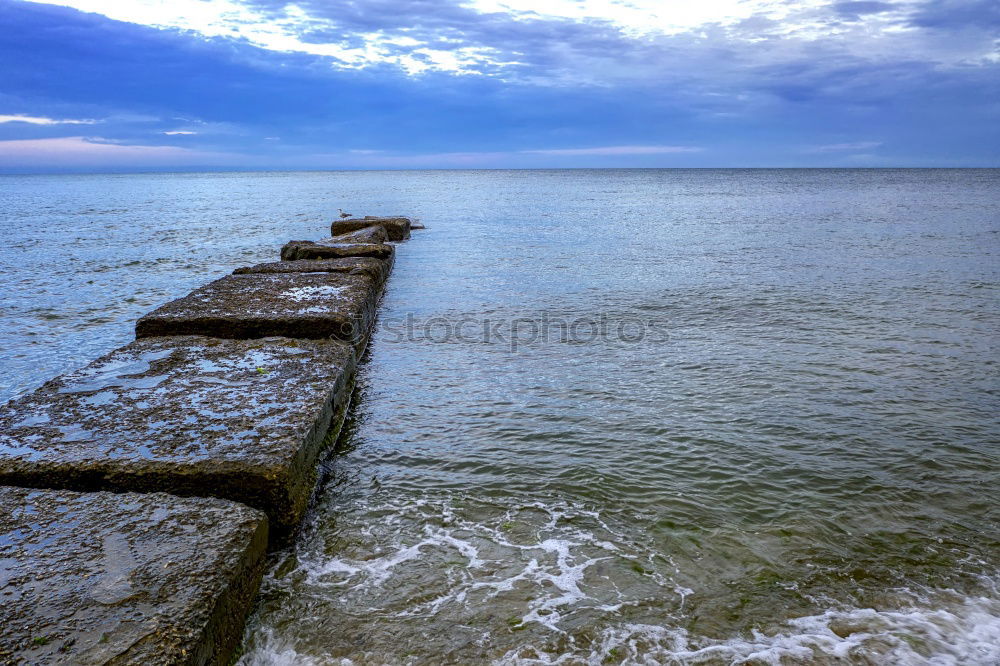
[494, 538, 611, 632]
[243, 494, 1000, 665]
[238, 629, 343, 666]
[308, 540, 426, 588]
[284, 496, 692, 642]
[430, 525, 486, 569]
[303, 524, 487, 590]
[496, 595, 1000, 665]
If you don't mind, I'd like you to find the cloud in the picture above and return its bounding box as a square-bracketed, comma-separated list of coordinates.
[808, 141, 883, 153]
[0, 0, 996, 168]
[0, 114, 96, 125]
[523, 145, 703, 156]
[909, 0, 1000, 29]
[350, 150, 512, 167]
[24, 0, 1000, 84]
[833, 2, 898, 18]
[0, 136, 237, 167]
[24, 0, 512, 76]
[287, 145, 711, 168]
[163, 130, 197, 135]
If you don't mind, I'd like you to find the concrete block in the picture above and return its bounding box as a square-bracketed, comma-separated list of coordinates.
[330, 225, 388, 244]
[0, 336, 356, 542]
[331, 216, 411, 241]
[233, 256, 392, 285]
[135, 272, 380, 344]
[279, 240, 394, 262]
[0, 486, 266, 666]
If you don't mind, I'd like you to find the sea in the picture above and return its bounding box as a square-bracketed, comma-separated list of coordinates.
[1, 169, 998, 665]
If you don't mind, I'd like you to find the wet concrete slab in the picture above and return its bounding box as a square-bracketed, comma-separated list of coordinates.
[232, 256, 392, 285]
[135, 271, 381, 343]
[331, 216, 411, 241]
[0, 336, 356, 542]
[0, 486, 266, 666]
[279, 240, 394, 262]
[330, 224, 388, 244]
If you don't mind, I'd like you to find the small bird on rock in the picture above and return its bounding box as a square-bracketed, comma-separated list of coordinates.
[338, 208, 353, 219]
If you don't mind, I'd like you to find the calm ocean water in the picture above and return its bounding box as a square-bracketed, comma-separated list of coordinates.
[1, 169, 998, 664]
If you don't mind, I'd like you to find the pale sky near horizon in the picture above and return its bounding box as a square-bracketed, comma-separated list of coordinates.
[0, 0, 997, 169]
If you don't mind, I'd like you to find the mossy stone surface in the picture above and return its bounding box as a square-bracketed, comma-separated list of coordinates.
[233, 256, 393, 285]
[0, 336, 355, 542]
[135, 272, 381, 343]
[0, 486, 267, 665]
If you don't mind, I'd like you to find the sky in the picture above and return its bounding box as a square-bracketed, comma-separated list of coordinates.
[0, 0, 997, 170]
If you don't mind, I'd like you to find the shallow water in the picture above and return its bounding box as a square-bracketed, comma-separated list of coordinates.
[1, 169, 998, 664]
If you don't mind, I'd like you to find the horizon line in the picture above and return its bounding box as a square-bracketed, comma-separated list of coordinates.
[2, 165, 999, 176]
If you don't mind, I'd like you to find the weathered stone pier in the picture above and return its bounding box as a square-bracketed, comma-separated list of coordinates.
[0, 216, 415, 664]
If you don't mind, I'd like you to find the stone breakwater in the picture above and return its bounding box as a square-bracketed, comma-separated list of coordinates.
[0, 217, 416, 665]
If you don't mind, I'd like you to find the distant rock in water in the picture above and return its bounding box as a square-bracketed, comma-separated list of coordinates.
[331, 224, 388, 244]
[280, 240, 394, 261]
[332, 216, 411, 241]
[234, 257, 392, 285]
[135, 271, 382, 344]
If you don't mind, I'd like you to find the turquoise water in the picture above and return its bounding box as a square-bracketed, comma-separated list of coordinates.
[1, 170, 998, 664]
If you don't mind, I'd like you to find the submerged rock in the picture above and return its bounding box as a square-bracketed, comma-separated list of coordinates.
[330, 224, 388, 244]
[0, 336, 356, 542]
[0, 486, 266, 666]
[279, 240, 394, 262]
[135, 271, 381, 344]
[331, 216, 411, 241]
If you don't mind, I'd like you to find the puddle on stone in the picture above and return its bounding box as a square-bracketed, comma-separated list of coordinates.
[58, 349, 174, 394]
[281, 285, 348, 302]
